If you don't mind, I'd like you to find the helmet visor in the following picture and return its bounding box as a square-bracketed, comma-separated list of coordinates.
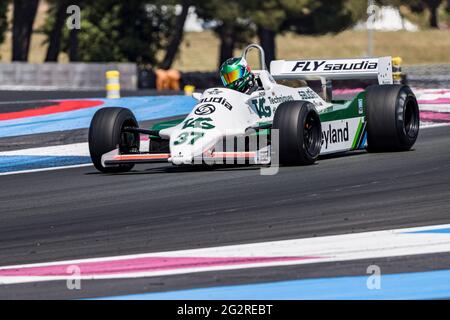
[221, 67, 245, 87]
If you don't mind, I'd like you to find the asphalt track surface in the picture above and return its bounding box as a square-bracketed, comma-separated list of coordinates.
[1, 125, 450, 299]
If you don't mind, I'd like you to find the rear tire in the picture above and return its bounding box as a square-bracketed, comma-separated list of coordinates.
[273, 101, 322, 165]
[88, 107, 140, 173]
[366, 85, 419, 152]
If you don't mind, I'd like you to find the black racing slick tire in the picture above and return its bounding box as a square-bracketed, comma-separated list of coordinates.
[88, 107, 140, 173]
[273, 101, 322, 165]
[366, 85, 420, 152]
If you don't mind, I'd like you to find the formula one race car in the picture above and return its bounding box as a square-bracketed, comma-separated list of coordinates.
[88, 44, 420, 173]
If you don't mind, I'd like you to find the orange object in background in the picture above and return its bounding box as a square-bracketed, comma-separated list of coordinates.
[155, 69, 181, 91]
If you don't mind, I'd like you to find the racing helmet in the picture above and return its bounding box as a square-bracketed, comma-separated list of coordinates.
[220, 57, 255, 93]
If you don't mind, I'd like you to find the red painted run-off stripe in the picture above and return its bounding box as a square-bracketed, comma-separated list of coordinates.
[0, 256, 318, 277]
[0, 100, 104, 121]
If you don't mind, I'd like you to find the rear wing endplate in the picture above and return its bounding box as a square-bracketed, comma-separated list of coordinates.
[270, 57, 393, 85]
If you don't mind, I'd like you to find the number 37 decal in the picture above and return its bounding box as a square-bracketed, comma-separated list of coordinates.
[174, 132, 205, 145]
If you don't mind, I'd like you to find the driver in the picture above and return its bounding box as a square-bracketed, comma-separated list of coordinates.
[219, 57, 260, 94]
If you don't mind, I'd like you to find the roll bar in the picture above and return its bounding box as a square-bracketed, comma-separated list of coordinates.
[242, 44, 268, 71]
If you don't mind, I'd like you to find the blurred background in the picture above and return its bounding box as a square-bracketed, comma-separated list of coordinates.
[0, 0, 449, 93]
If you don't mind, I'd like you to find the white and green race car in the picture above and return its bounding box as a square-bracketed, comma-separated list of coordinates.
[88, 44, 420, 173]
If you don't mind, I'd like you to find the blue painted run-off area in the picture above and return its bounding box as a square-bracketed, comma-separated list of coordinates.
[0, 156, 91, 173]
[99, 268, 450, 300]
[0, 96, 196, 138]
[406, 228, 450, 234]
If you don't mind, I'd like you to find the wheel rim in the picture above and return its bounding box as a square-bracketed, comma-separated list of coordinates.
[303, 111, 321, 158]
[403, 98, 419, 139]
[119, 121, 139, 154]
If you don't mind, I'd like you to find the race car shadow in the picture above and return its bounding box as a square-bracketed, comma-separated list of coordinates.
[318, 150, 367, 160]
[85, 150, 371, 176]
[85, 163, 262, 176]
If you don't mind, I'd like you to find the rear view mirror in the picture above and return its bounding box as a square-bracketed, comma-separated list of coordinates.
[246, 91, 263, 104]
[192, 92, 202, 101]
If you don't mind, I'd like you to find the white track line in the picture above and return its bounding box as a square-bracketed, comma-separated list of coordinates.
[0, 163, 92, 176]
[0, 142, 92, 175]
[0, 142, 89, 157]
[421, 123, 450, 129]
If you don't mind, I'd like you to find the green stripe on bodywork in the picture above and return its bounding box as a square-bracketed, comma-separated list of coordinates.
[150, 118, 184, 131]
[320, 92, 366, 122]
[148, 118, 185, 139]
[351, 118, 364, 149]
[255, 129, 270, 136]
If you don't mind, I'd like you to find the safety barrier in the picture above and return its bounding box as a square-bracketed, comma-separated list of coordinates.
[0, 62, 137, 90]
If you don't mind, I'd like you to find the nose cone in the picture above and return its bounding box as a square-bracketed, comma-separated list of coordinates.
[170, 131, 219, 165]
[170, 147, 194, 165]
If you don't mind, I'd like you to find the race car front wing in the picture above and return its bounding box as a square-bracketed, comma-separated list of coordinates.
[101, 146, 271, 167]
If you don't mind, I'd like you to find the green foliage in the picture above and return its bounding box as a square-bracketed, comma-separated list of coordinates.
[345, 0, 370, 22]
[213, 0, 362, 34]
[380, 0, 449, 27]
[196, 0, 363, 49]
[81, 1, 176, 64]
[41, 0, 368, 63]
[244, 0, 291, 31]
[43, 0, 178, 64]
[195, 0, 254, 48]
[241, 0, 364, 34]
[281, 0, 362, 35]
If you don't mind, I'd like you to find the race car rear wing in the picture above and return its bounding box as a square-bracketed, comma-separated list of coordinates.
[270, 57, 393, 101]
[270, 57, 393, 83]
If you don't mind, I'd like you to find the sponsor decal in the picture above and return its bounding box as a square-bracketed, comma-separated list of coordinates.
[251, 98, 272, 118]
[183, 117, 215, 130]
[321, 122, 349, 149]
[358, 99, 364, 115]
[200, 97, 233, 110]
[268, 95, 294, 104]
[299, 88, 319, 100]
[174, 132, 205, 145]
[292, 60, 378, 73]
[207, 89, 223, 95]
[251, 95, 294, 118]
[194, 104, 216, 115]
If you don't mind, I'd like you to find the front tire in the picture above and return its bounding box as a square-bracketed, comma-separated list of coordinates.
[273, 101, 322, 165]
[88, 107, 140, 173]
[366, 85, 420, 152]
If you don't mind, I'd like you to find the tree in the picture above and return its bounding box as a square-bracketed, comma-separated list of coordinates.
[12, 0, 40, 61]
[44, 0, 73, 62]
[244, 0, 362, 67]
[426, 0, 443, 27]
[43, 0, 177, 64]
[69, 24, 79, 61]
[282, 0, 359, 34]
[43, 0, 85, 62]
[196, 1, 254, 67]
[381, 0, 445, 28]
[160, 0, 192, 69]
[197, 0, 363, 68]
[0, 1, 8, 49]
[244, 0, 287, 68]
